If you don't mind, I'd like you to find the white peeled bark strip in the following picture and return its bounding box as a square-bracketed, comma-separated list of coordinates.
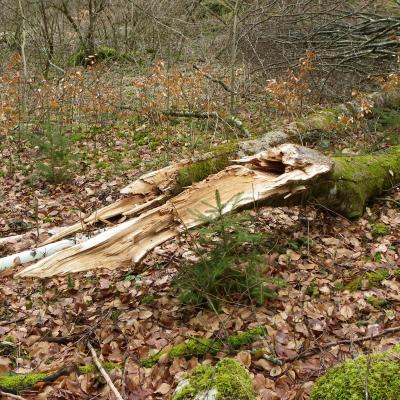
[17, 144, 332, 278]
[42, 162, 186, 245]
[0, 239, 76, 271]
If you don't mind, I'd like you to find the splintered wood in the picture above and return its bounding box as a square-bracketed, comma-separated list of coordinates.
[41, 162, 186, 245]
[17, 144, 332, 278]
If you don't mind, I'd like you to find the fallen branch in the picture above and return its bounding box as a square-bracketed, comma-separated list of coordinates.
[162, 109, 249, 137]
[88, 343, 125, 400]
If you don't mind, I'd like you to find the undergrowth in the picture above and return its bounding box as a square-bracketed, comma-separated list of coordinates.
[173, 190, 277, 311]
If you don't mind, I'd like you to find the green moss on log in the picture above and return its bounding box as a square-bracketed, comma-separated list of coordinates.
[311, 344, 400, 400]
[0, 372, 49, 393]
[173, 358, 256, 400]
[173, 142, 238, 193]
[316, 146, 400, 218]
[0, 362, 121, 393]
[345, 268, 390, 292]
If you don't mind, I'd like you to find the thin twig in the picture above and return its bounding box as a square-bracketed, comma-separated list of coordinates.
[0, 316, 27, 326]
[87, 343, 125, 400]
[0, 391, 28, 400]
[286, 325, 400, 362]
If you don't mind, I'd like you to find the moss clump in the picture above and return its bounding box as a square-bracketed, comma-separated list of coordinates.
[371, 223, 390, 237]
[0, 363, 121, 393]
[173, 358, 256, 400]
[140, 294, 155, 305]
[142, 326, 266, 367]
[346, 268, 390, 292]
[311, 344, 400, 400]
[77, 362, 121, 374]
[227, 326, 266, 349]
[169, 338, 222, 358]
[366, 295, 390, 309]
[142, 338, 223, 368]
[0, 372, 49, 393]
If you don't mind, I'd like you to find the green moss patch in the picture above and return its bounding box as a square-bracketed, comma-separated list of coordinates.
[311, 344, 400, 400]
[346, 268, 390, 292]
[142, 326, 266, 368]
[316, 145, 400, 218]
[173, 358, 256, 400]
[0, 372, 49, 393]
[0, 362, 121, 393]
[227, 326, 266, 349]
[371, 223, 390, 237]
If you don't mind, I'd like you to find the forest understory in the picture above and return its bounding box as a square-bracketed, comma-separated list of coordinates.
[1, 0, 400, 399]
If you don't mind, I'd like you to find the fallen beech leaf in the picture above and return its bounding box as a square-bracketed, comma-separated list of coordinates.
[340, 305, 353, 320]
[138, 310, 153, 320]
[0, 357, 11, 374]
[236, 351, 251, 367]
[155, 382, 171, 395]
[270, 366, 282, 377]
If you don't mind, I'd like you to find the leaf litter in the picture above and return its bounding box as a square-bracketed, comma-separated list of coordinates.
[0, 184, 399, 399]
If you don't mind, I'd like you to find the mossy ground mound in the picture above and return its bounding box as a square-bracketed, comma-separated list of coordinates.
[142, 326, 266, 367]
[311, 344, 400, 400]
[173, 358, 256, 400]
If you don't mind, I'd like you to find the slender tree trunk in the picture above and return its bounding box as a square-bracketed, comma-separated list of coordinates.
[229, 0, 240, 114]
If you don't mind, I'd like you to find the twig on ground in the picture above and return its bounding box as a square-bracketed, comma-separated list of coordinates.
[88, 342, 125, 400]
[0, 316, 27, 326]
[0, 391, 28, 400]
[286, 325, 400, 362]
[377, 197, 400, 207]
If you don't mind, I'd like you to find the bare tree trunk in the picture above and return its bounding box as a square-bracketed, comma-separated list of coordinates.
[229, 0, 240, 114]
[18, 0, 27, 79]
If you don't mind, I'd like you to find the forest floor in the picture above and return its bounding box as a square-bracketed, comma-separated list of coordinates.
[1, 79, 400, 399]
[1, 193, 400, 399]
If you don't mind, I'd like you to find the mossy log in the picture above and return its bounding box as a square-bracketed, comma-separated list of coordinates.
[12, 143, 400, 278]
[311, 344, 400, 400]
[0, 362, 121, 394]
[315, 146, 400, 218]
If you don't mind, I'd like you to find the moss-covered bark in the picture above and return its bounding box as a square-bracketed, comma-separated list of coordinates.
[315, 146, 400, 218]
[0, 362, 121, 393]
[174, 142, 400, 219]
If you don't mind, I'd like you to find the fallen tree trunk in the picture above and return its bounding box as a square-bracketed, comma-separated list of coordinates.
[9, 143, 400, 278]
[16, 144, 332, 277]
[39, 88, 399, 245]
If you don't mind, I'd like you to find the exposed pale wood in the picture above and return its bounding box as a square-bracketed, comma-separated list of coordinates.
[42, 162, 186, 245]
[17, 144, 332, 278]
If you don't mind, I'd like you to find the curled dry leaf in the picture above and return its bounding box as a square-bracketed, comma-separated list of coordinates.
[155, 382, 171, 395]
